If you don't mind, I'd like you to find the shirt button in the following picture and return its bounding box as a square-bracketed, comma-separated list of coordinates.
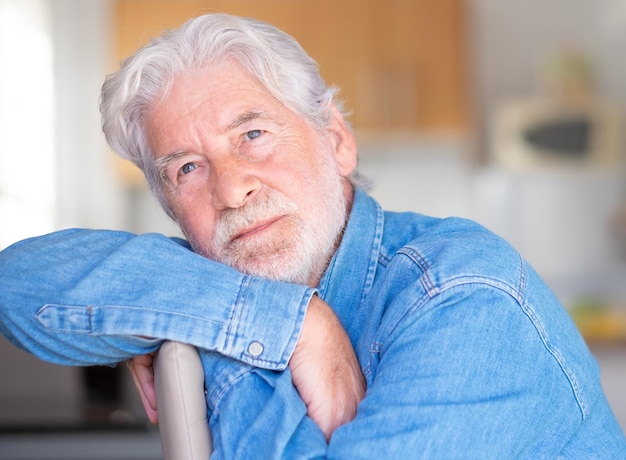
[248, 341, 264, 357]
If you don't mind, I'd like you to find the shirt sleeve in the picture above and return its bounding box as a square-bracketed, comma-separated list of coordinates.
[0, 228, 314, 368]
[199, 351, 328, 459]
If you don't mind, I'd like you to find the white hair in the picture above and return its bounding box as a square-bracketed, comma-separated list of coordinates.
[100, 13, 351, 214]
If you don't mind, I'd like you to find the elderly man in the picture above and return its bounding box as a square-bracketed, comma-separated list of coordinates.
[1, 13, 624, 458]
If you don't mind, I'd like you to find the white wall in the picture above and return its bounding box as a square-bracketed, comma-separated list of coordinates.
[52, 0, 127, 231]
[0, 0, 55, 247]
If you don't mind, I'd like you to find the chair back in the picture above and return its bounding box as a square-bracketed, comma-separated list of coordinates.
[154, 341, 212, 460]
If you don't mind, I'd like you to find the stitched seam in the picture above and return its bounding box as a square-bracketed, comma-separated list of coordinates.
[224, 276, 249, 356]
[518, 297, 589, 420]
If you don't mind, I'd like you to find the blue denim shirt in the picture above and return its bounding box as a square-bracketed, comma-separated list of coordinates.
[1, 189, 624, 458]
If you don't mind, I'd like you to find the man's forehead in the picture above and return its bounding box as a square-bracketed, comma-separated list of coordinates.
[154, 62, 288, 125]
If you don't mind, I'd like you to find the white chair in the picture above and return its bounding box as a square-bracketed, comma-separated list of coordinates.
[154, 341, 213, 460]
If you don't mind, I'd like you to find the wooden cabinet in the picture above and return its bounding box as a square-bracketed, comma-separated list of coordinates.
[113, 0, 468, 133]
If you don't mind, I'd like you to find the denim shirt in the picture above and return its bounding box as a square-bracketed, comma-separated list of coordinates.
[1, 189, 624, 458]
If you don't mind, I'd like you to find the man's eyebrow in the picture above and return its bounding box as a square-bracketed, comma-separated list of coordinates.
[154, 151, 188, 182]
[227, 111, 266, 130]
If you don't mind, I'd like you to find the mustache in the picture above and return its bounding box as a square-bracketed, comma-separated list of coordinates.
[212, 190, 298, 246]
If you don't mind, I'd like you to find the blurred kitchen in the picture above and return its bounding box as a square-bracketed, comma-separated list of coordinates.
[0, 0, 624, 458]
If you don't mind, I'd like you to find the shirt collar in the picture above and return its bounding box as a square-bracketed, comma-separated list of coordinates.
[318, 188, 384, 335]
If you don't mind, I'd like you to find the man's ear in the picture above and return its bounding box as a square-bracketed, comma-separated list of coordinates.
[326, 104, 358, 177]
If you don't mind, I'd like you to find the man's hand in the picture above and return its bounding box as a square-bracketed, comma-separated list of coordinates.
[126, 352, 159, 424]
[289, 295, 366, 440]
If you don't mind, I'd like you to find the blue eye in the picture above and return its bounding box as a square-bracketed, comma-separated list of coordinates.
[180, 163, 197, 175]
[245, 129, 262, 140]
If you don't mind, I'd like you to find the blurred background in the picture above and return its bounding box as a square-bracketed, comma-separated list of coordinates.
[0, 0, 624, 458]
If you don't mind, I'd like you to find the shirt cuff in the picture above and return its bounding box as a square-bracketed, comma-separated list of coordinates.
[227, 277, 316, 370]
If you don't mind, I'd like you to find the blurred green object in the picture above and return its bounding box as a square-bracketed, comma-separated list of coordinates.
[570, 299, 626, 343]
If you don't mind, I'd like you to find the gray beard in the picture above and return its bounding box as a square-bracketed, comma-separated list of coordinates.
[187, 182, 347, 286]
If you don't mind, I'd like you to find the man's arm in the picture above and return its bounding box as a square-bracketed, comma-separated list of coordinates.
[288, 296, 365, 439]
[1, 229, 364, 439]
[0, 228, 312, 367]
[187, 298, 363, 459]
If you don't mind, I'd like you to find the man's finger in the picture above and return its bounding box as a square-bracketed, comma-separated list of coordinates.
[126, 355, 159, 424]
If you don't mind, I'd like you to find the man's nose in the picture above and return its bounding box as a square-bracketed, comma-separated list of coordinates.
[210, 156, 262, 210]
